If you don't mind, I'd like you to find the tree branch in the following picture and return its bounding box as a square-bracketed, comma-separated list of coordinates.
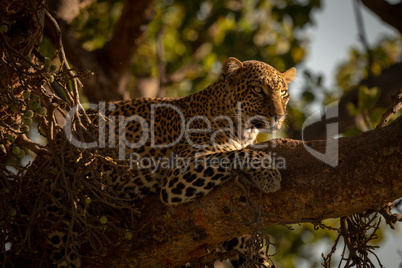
[83, 116, 402, 267]
[360, 0, 402, 34]
[353, 0, 374, 77]
[377, 87, 402, 128]
[297, 61, 402, 140]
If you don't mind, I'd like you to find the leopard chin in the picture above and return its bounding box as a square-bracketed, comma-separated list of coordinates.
[250, 118, 280, 133]
[258, 127, 280, 134]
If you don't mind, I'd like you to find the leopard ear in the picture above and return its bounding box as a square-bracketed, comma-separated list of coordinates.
[282, 67, 297, 83]
[222, 57, 243, 77]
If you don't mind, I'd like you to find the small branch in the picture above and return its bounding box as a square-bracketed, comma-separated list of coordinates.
[353, 0, 374, 77]
[16, 134, 50, 156]
[376, 87, 402, 129]
[157, 26, 166, 98]
[0, 33, 41, 72]
[378, 204, 402, 230]
[44, 9, 82, 104]
[44, 9, 93, 131]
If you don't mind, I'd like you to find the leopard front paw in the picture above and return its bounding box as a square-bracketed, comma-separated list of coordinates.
[249, 168, 281, 193]
[240, 152, 282, 193]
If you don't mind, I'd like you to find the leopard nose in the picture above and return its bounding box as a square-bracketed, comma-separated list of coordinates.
[272, 114, 285, 122]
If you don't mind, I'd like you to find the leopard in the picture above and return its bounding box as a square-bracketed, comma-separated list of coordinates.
[38, 57, 296, 267]
[88, 57, 296, 205]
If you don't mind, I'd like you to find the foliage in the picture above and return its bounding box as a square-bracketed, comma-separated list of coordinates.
[71, 0, 124, 51]
[336, 37, 402, 91]
[266, 221, 339, 267]
[336, 36, 402, 134]
[69, 0, 321, 97]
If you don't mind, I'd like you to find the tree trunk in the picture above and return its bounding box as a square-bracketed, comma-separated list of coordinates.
[47, 0, 154, 102]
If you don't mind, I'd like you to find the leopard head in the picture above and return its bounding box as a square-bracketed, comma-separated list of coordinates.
[222, 57, 296, 133]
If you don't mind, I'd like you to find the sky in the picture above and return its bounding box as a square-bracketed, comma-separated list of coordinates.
[296, 0, 399, 91]
[298, 0, 401, 267]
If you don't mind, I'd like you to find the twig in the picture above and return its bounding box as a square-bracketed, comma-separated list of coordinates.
[157, 26, 166, 98]
[16, 134, 51, 155]
[376, 87, 402, 128]
[44, 9, 93, 131]
[378, 204, 402, 229]
[321, 231, 341, 268]
[353, 0, 374, 77]
[44, 10, 82, 93]
[0, 32, 41, 71]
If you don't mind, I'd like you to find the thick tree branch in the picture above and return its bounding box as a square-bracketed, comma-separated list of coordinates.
[83, 116, 402, 267]
[361, 0, 402, 34]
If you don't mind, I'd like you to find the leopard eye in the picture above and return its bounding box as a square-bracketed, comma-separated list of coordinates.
[253, 86, 262, 94]
[281, 90, 287, 96]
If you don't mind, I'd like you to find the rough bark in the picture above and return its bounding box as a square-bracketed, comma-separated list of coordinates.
[361, 0, 402, 34]
[83, 116, 402, 267]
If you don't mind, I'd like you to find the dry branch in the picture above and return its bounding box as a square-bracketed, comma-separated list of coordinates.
[377, 87, 402, 128]
[84, 116, 402, 267]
